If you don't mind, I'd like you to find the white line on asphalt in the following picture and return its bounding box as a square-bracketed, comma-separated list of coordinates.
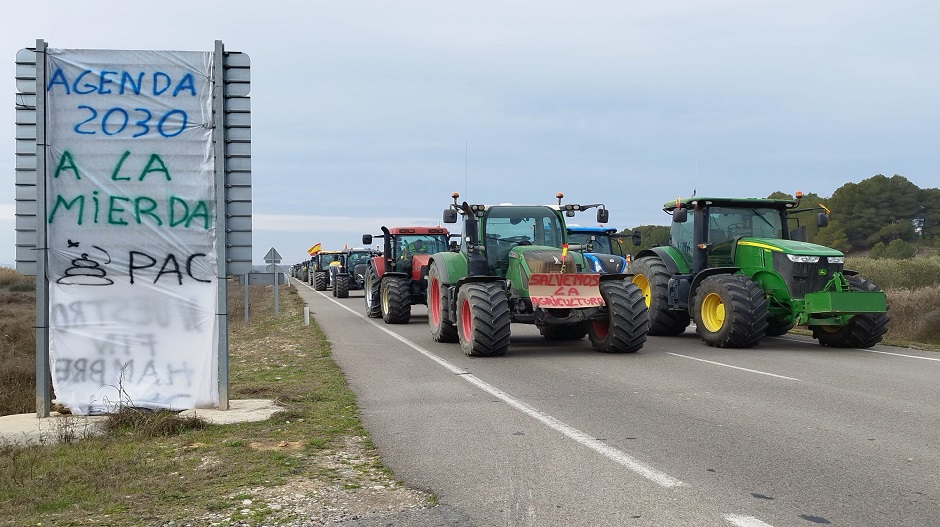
[667, 353, 801, 381]
[725, 514, 776, 527]
[312, 286, 687, 489]
[776, 336, 940, 362]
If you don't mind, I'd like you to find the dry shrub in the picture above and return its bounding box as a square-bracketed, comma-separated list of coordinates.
[101, 407, 208, 438]
[0, 268, 37, 416]
[848, 255, 940, 291]
[885, 286, 940, 344]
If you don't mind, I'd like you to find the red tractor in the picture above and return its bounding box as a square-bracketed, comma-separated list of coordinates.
[362, 226, 453, 323]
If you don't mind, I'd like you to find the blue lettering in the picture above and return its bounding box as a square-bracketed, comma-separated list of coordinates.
[152, 72, 171, 95]
[46, 68, 71, 94]
[120, 71, 144, 95]
[172, 73, 197, 97]
[98, 70, 117, 94]
[73, 70, 97, 95]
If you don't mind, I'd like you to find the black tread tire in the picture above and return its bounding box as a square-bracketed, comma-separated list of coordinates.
[364, 266, 381, 318]
[456, 283, 511, 357]
[765, 317, 795, 337]
[693, 274, 768, 348]
[541, 324, 588, 341]
[335, 274, 350, 298]
[631, 256, 691, 336]
[588, 280, 649, 353]
[381, 276, 412, 324]
[314, 271, 328, 291]
[427, 263, 458, 342]
[812, 275, 890, 348]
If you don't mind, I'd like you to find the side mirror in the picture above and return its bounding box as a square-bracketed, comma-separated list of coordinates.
[817, 212, 830, 228]
[596, 208, 609, 223]
[443, 208, 458, 224]
[632, 229, 642, 246]
[673, 208, 688, 223]
[362, 234, 373, 245]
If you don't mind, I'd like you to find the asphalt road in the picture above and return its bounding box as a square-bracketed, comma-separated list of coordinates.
[293, 279, 939, 527]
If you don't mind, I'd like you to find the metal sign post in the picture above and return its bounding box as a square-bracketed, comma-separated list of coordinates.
[264, 247, 282, 317]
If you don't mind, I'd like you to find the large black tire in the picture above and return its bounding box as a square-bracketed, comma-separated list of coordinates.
[812, 275, 890, 348]
[693, 274, 768, 348]
[631, 256, 691, 336]
[541, 323, 588, 341]
[314, 271, 328, 291]
[588, 280, 648, 353]
[427, 262, 458, 342]
[335, 274, 350, 298]
[765, 317, 795, 337]
[456, 283, 511, 357]
[364, 266, 381, 318]
[381, 276, 412, 324]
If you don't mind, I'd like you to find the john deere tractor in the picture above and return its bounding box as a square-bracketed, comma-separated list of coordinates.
[631, 195, 889, 348]
[426, 192, 648, 357]
[362, 226, 453, 324]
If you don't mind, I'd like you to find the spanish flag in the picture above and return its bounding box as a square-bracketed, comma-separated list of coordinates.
[308, 243, 322, 256]
[560, 243, 568, 261]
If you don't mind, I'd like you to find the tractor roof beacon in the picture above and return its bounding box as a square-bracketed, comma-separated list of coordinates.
[630, 194, 889, 348]
[361, 226, 453, 324]
[425, 192, 649, 357]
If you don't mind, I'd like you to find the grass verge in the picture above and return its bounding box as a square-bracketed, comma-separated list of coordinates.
[0, 280, 432, 526]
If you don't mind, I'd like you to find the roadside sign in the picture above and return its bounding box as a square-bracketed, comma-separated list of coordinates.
[263, 247, 282, 263]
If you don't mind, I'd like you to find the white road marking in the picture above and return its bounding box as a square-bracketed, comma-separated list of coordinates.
[311, 285, 687, 489]
[777, 336, 940, 362]
[667, 353, 801, 381]
[725, 514, 776, 527]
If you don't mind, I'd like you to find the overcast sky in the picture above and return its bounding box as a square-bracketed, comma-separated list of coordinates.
[2, 0, 938, 267]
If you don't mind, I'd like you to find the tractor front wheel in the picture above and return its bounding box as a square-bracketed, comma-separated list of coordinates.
[314, 271, 328, 291]
[364, 266, 381, 318]
[693, 274, 768, 348]
[631, 256, 691, 335]
[335, 274, 350, 298]
[456, 283, 511, 357]
[381, 276, 411, 324]
[812, 275, 890, 348]
[427, 263, 458, 342]
[588, 280, 648, 353]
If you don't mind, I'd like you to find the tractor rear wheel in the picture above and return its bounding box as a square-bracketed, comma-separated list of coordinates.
[693, 274, 768, 348]
[364, 266, 381, 318]
[427, 263, 458, 342]
[588, 280, 648, 353]
[812, 275, 890, 348]
[456, 283, 511, 357]
[335, 274, 350, 298]
[381, 276, 411, 324]
[631, 256, 691, 335]
[314, 271, 328, 291]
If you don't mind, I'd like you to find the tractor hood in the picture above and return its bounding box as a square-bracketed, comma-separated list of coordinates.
[510, 246, 582, 274]
[737, 238, 843, 257]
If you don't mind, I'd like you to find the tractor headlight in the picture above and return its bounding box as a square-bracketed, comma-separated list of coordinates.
[827, 256, 844, 264]
[786, 254, 820, 263]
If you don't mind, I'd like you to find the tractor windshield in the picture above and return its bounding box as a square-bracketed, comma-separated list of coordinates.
[395, 235, 448, 260]
[567, 231, 618, 254]
[707, 206, 784, 242]
[482, 206, 564, 274]
[346, 251, 373, 268]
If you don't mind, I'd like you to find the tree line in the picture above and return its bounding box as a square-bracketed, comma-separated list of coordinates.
[619, 174, 939, 257]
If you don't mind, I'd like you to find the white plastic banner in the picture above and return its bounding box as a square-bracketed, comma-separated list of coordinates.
[44, 49, 218, 414]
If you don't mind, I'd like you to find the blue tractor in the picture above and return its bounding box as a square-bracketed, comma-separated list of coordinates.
[566, 225, 640, 274]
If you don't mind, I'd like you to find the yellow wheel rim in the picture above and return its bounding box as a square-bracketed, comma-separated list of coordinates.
[632, 274, 651, 307]
[701, 292, 725, 332]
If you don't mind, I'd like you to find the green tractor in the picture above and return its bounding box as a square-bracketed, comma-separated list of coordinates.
[631, 195, 889, 348]
[426, 192, 648, 356]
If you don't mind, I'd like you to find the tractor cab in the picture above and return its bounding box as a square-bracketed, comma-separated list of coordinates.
[479, 205, 566, 277]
